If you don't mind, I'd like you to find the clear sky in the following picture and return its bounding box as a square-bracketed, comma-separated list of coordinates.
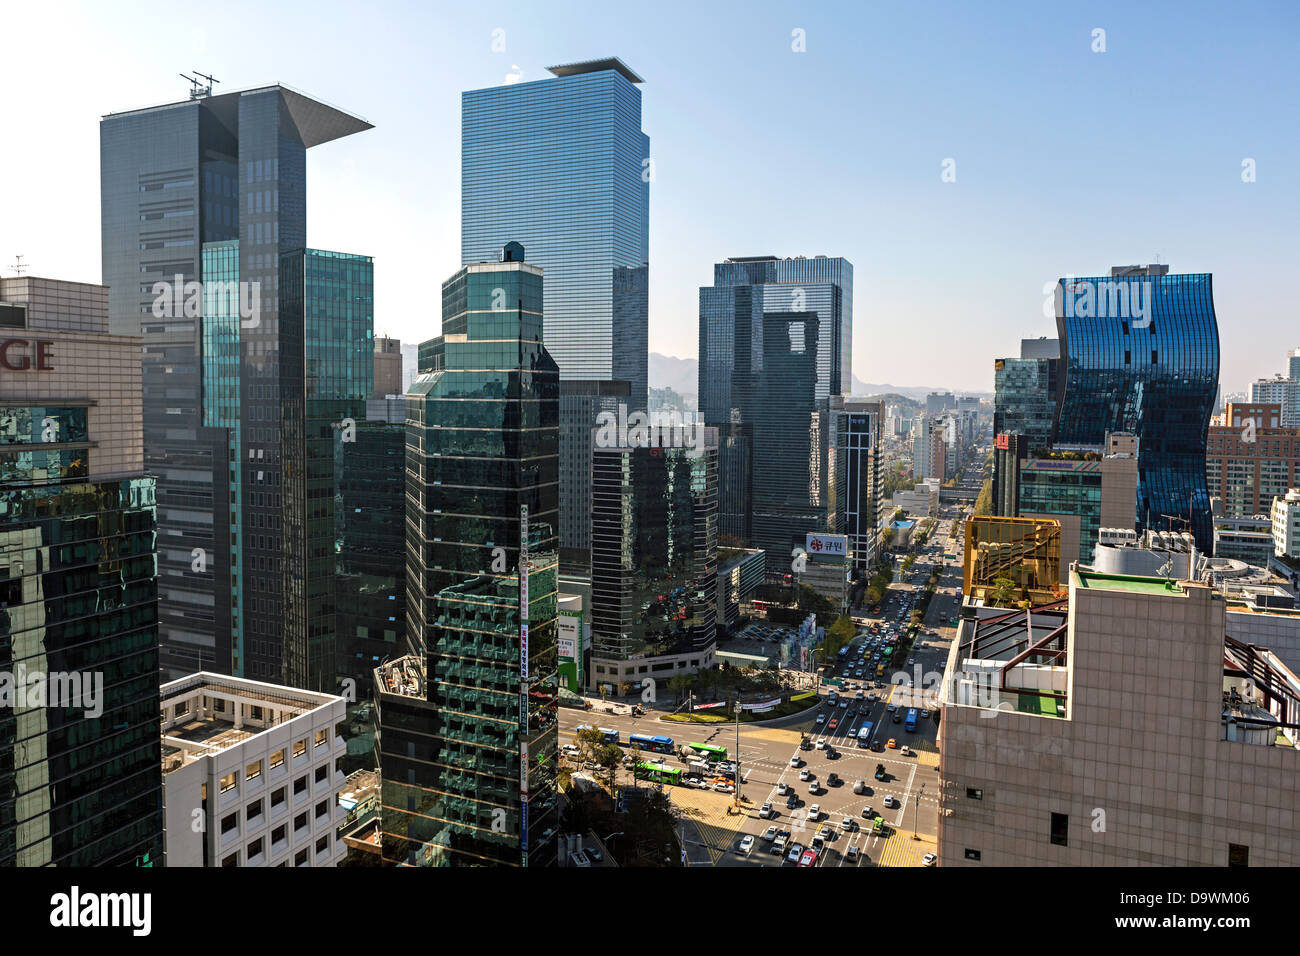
[3, 0, 1297, 393]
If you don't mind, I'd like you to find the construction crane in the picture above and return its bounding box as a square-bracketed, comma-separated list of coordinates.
[180, 71, 220, 100]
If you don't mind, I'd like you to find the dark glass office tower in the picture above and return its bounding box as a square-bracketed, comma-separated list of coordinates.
[698, 256, 852, 568]
[101, 85, 373, 686]
[590, 430, 719, 686]
[462, 58, 649, 561]
[992, 343, 1060, 515]
[379, 243, 559, 866]
[1054, 268, 1219, 549]
[0, 277, 162, 867]
[835, 399, 882, 573]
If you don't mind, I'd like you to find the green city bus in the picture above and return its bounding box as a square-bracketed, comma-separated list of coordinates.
[634, 763, 682, 784]
[686, 743, 727, 761]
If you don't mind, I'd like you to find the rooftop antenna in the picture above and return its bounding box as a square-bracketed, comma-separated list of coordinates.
[9, 255, 26, 276]
[180, 71, 220, 100]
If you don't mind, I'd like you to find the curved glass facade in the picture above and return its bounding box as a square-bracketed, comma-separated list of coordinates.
[1055, 273, 1219, 548]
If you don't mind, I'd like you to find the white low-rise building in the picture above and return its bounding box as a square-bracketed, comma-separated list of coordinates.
[161, 673, 348, 867]
[1273, 489, 1300, 559]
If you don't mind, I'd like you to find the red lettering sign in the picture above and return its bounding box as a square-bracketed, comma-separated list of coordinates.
[0, 339, 53, 371]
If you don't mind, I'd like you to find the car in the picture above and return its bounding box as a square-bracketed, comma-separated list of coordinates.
[814, 714, 825, 725]
[587, 846, 603, 862]
[846, 844, 861, 862]
[561, 743, 580, 755]
[874, 763, 886, 780]
[853, 779, 867, 794]
[840, 700, 848, 709]
[908, 659, 916, 668]
[862, 805, 876, 818]
[827, 772, 840, 787]
[786, 794, 798, 809]
[828, 719, 839, 730]
[887, 738, 898, 749]
[713, 781, 735, 793]
[772, 836, 787, 855]
[921, 709, 930, 719]
[798, 848, 818, 868]
[893, 713, 902, 723]
[808, 803, 821, 820]
[787, 843, 805, 864]
[762, 826, 777, 842]
[887, 703, 897, 713]
[826, 747, 838, 759]
[777, 781, 790, 795]
[789, 756, 801, 767]
[799, 768, 812, 781]
[808, 780, 819, 793]
[810, 834, 826, 852]
[923, 853, 937, 866]
[815, 737, 826, 750]
[841, 816, 854, 831]
[759, 802, 774, 819]
[884, 795, 898, 809]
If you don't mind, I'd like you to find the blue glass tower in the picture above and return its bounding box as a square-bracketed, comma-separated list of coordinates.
[1054, 267, 1219, 549]
[461, 58, 649, 558]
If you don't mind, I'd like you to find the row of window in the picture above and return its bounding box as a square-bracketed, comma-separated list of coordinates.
[217, 730, 332, 793]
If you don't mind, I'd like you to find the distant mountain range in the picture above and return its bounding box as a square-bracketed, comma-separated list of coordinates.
[649, 352, 991, 403]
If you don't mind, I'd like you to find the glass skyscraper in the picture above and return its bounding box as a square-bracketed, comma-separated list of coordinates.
[834, 399, 883, 573]
[1054, 268, 1219, 549]
[101, 84, 373, 688]
[590, 431, 719, 687]
[379, 243, 559, 866]
[461, 58, 649, 561]
[699, 256, 853, 570]
[0, 277, 162, 867]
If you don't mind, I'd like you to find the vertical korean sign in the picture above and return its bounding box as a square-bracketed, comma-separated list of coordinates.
[519, 503, 529, 866]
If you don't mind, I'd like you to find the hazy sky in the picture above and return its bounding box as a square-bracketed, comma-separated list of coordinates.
[3, 0, 1297, 393]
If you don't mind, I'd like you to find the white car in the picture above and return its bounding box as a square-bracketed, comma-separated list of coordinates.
[815, 738, 826, 750]
[799, 768, 812, 781]
[922, 852, 937, 866]
[739, 835, 755, 853]
[883, 795, 898, 809]
[787, 843, 804, 864]
[762, 826, 777, 842]
[808, 804, 821, 820]
[789, 756, 801, 768]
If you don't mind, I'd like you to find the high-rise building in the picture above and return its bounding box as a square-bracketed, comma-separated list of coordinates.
[699, 255, 853, 565]
[1206, 402, 1300, 518]
[378, 242, 559, 866]
[0, 276, 162, 866]
[1054, 266, 1219, 549]
[101, 84, 374, 686]
[589, 429, 719, 690]
[1289, 348, 1300, 383]
[938, 569, 1300, 866]
[926, 391, 955, 416]
[372, 335, 403, 398]
[834, 399, 883, 572]
[1250, 375, 1300, 429]
[461, 58, 649, 563]
[992, 340, 1061, 511]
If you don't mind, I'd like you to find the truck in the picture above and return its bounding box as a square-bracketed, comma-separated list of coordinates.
[871, 815, 888, 835]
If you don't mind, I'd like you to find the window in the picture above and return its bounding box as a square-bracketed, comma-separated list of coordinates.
[222, 853, 239, 867]
[964, 848, 981, 861]
[272, 824, 287, 845]
[293, 739, 307, 757]
[1050, 812, 1068, 847]
[219, 771, 238, 793]
[247, 837, 264, 859]
[294, 811, 308, 833]
[246, 759, 262, 781]
[315, 729, 328, 748]
[966, 787, 983, 800]
[1228, 843, 1249, 867]
[271, 785, 286, 808]
[295, 848, 308, 866]
[221, 812, 238, 835]
[247, 800, 262, 822]
[315, 800, 329, 819]
[294, 776, 307, 795]
[315, 836, 329, 854]
[315, 765, 328, 783]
